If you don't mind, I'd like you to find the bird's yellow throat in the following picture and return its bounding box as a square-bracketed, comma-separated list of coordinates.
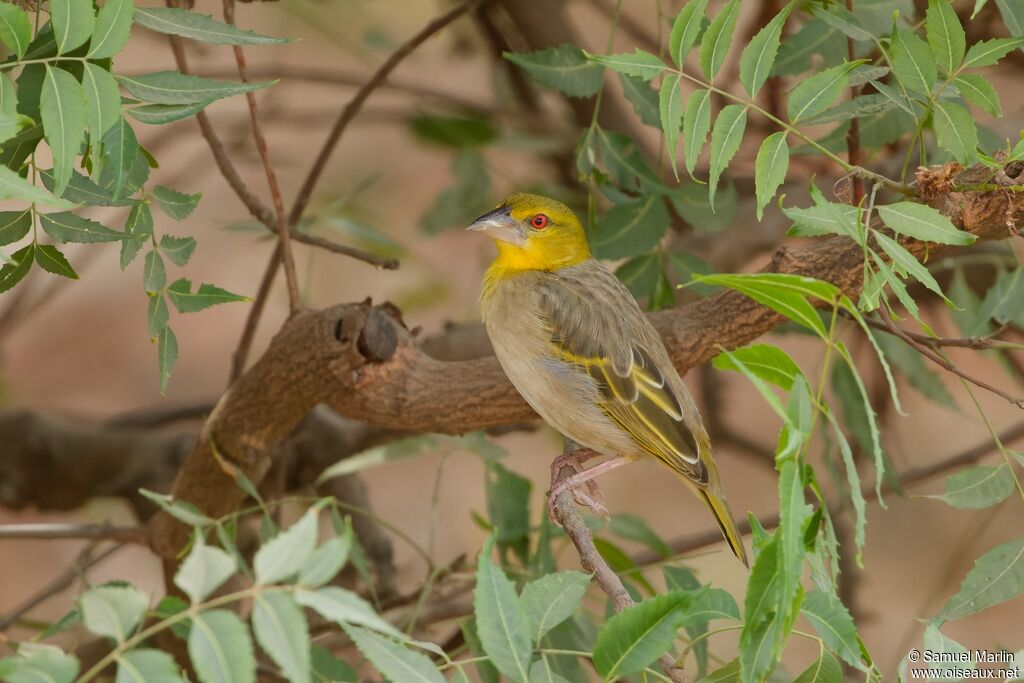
[482, 235, 590, 301]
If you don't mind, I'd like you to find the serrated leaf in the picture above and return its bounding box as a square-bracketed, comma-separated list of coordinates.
[754, 132, 788, 220]
[134, 7, 289, 45]
[787, 62, 860, 123]
[127, 100, 214, 125]
[520, 571, 591, 642]
[815, 4, 873, 41]
[2, 648, 79, 683]
[683, 88, 711, 178]
[739, 1, 794, 96]
[311, 646, 357, 683]
[801, 590, 864, 669]
[35, 244, 77, 279]
[658, 73, 683, 177]
[772, 19, 845, 76]
[188, 609, 256, 683]
[933, 100, 977, 165]
[876, 201, 975, 245]
[174, 538, 236, 603]
[298, 534, 352, 588]
[802, 93, 898, 125]
[143, 249, 166, 293]
[41, 168, 134, 207]
[872, 231, 950, 304]
[158, 235, 196, 266]
[618, 74, 660, 127]
[121, 201, 152, 269]
[485, 459, 531, 547]
[591, 194, 669, 260]
[503, 45, 604, 98]
[592, 591, 690, 678]
[81, 63, 122, 145]
[669, 0, 708, 67]
[891, 29, 937, 95]
[586, 49, 665, 81]
[954, 74, 1001, 116]
[870, 331, 956, 409]
[52, 0, 95, 54]
[252, 593, 310, 683]
[41, 66, 87, 197]
[254, 506, 319, 584]
[962, 36, 1024, 68]
[474, 535, 532, 682]
[295, 586, 405, 639]
[41, 211, 124, 243]
[166, 278, 249, 313]
[712, 343, 802, 390]
[0, 4, 30, 59]
[117, 71, 274, 105]
[708, 104, 746, 206]
[115, 649, 182, 683]
[89, 0, 134, 58]
[793, 651, 842, 683]
[0, 209, 31, 246]
[345, 625, 444, 683]
[79, 585, 149, 642]
[98, 117, 141, 199]
[925, 464, 1015, 509]
[0, 244, 33, 293]
[157, 324, 177, 394]
[699, 0, 741, 80]
[148, 293, 168, 337]
[927, 0, 966, 75]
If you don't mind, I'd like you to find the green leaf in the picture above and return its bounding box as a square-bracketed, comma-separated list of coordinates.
[121, 201, 153, 269]
[712, 343, 803, 390]
[787, 62, 860, 123]
[954, 74, 1001, 116]
[79, 585, 149, 641]
[52, 0, 95, 54]
[772, 19, 845, 76]
[89, 0, 134, 58]
[485, 459, 531, 546]
[146, 293, 167, 337]
[937, 536, 1024, 620]
[700, 659, 740, 683]
[692, 273, 838, 338]
[618, 74, 660, 127]
[876, 201, 975, 245]
[802, 93, 898, 125]
[926, 464, 1015, 509]
[503, 45, 604, 98]
[35, 244, 77, 279]
[814, 4, 873, 41]
[592, 591, 691, 678]
[708, 104, 747, 206]
[40, 168, 134, 207]
[927, 0, 966, 75]
[166, 278, 249, 313]
[659, 73, 683, 177]
[0, 3, 31, 58]
[294, 585, 400, 639]
[872, 231, 950, 304]
[98, 118, 144, 200]
[344, 625, 444, 683]
[311, 646, 357, 683]
[41, 66, 87, 197]
[0, 243, 32, 293]
[115, 649, 183, 683]
[82, 63, 123, 143]
[254, 506, 319, 584]
[3, 648, 79, 683]
[159, 235, 197, 266]
[134, 7, 289, 45]
[252, 593, 310, 683]
[996, 0, 1024, 37]
[962, 36, 1024, 68]
[793, 651, 842, 683]
[669, 0, 709, 67]
[699, 0, 741, 81]
[591, 195, 669, 260]
[157, 324, 177, 394]
[801, 590, 864, 669]
[615, 253, 660, 299]
[586, 49, 665, 81]
[410, 113, 497, 148]
[0, 209, 31, 246]
[870, 331, 956, 409]
[678, 587, 741, 625]
[520, 571, 591, 642]
[41, 211, 124, 243]
[139, 488, 212, 526]
[143, 249, 166, 293]
[922, 624, 974, 679]
[933, 100, 977, 165]
[127, 100, 214, 125]
[117, 71, 274, 105]
[754, 132, 788, 220]
[975, 267, 1024, 331]
[891, 29, 937, 95]
[474, 535, 532, 682]
[528, 659, 572, 683]
[298, 534, 352, 588]
[188, 609, 256, 683]
[739, 1, 794, 96]
[776, 428, 812, 614]
[174, 538, 236, 603]
[683, 88, 712, 178]
[670, 182, 737, 232]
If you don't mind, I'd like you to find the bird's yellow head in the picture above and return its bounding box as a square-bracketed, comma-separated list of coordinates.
[467, 193, 591, 274]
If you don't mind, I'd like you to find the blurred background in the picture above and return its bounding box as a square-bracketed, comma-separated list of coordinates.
[0, 0, 1022, 678]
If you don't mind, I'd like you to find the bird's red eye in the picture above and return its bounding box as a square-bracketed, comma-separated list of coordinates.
[530, 214, 550, 230]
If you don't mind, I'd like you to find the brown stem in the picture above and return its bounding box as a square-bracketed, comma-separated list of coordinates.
[855, 312, 1018, 350]
[846, 0, 864, 204]
[0, 523, 147, 543]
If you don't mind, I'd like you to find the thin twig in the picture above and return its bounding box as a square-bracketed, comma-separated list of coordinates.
[856, 313, 1021, 350]
[223, 0, 301, 313]
[290, 231, 399, 269]
[0, 544, 124, 631]
[0, 524, 147, 543]
[845, 0, 864, 204]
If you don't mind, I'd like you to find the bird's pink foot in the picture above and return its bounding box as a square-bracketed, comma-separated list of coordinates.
[547, 450, 629, 524]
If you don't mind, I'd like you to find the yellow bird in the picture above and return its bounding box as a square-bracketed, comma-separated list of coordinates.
[468, 193, 748, 566]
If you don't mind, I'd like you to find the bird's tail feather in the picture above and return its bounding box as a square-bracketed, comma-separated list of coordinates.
[698, 488, 749, 567]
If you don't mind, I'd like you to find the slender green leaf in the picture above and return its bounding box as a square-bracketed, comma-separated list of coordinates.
[925, 464, 1015, 509]
[115, 649, 183, 683]
[165, 278, 249, 313]
[0, 243, 32, 292]
[754, 132, 788, 220]
[52, 0, 95, 54]
[618, 74, 659, 127]
[89, 0, 134, 58]
[793, 651, 842, 683]
[669, 0, 709, 67]
[121, 201, 152, 269]
[891, 29, 937, 95]
[712, 343, 802, 390]
[954, 74, 1001, 116]
[0, 4, 31, 58]
[0, 209, 31, 246]
[700, 0, 741, 80]
[344, 626, 444, 683]
[134, 7, 289, 45]
[82, 63, 123, 143]
[876, 202, 975, 245]
[41, 168, 133, 207]
[825, 410, 867, 556]
[586, 49, 665, 81]
[692, 272, 837, 338]
[933, 100, 977, 164]
[295, 586, 405, 639]
[157, 324, 177, 394]
[252, 593, 310, 683]
[41, 66, 87, 197]
[117, 71, 274, 105]
[127, 100, 214, 125]
[659, 73, 683, 177]
[254, 506, 319, 584]
[98, 118, 140, 200]
[927, 0, 966, 74]
[158, 235, 196, 266]
[787, 62, 860, 123]
[872, 231, 950, 303]
[937, 537, 1024, 620]
[708, 104, 747, 206]
[143, 249, 166, 293]
[801, 590, 864, 669]
[35, 244, 77, 279]
[41, 211, 124, 243]
[683, 88, 711, 178]
[592, 591, 691, 678]
[962, 36, 1024, 68]
[871, 331, 956, 409]
[520, 571, 591, 642]
[739, 1, 794, 96]
[474, 535, 532, 682]
[503, 45, 604, 98]
[147, 293, 168, 337]
[188, 609, 256, 683]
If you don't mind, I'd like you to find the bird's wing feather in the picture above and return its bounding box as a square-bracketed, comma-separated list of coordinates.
[536, 266, 708, 486]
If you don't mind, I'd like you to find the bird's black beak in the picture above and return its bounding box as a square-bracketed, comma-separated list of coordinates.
[466, 204, 525, 245]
